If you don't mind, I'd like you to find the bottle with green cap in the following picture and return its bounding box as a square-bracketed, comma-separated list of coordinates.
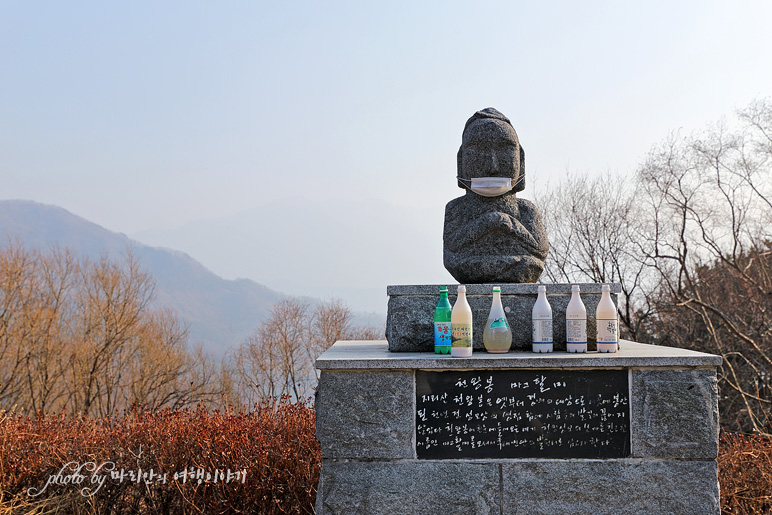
[483, 286, 512, 353]
[434, 286, 452, 354]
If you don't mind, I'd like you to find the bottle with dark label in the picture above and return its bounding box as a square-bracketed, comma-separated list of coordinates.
[434, 286, 452, 354]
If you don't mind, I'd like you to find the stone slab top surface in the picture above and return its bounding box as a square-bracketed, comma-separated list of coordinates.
[316, 340, 722, 370]
[387, 283, 622, 296]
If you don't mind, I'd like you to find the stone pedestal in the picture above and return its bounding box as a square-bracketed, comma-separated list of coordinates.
[315, 341, 722, 514]
[386, 283, 621, 352]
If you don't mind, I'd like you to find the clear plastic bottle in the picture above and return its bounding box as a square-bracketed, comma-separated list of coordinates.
[596, 284, 619, 353]
[451, 285, 473, 357]
[566, 285, 587, 353]
[532, 285, 553, 353]
[483, 286, 512, 353]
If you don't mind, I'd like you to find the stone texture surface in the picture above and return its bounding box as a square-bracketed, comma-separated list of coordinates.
[314, 343, 722, 514]
[316, 340, 724, 370]
[444, 108, 549, 284]
[316, 461, 500, 515]
[386, 283, 618, 352]
[631, 368, 720, 459]
[501, 459, 720, 514]
[444, 194, 549, 284]
[315, 370, 414, 459]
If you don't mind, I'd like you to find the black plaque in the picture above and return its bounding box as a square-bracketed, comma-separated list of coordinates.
[415, 369, 630, 459]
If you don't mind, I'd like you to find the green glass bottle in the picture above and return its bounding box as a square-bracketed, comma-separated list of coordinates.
[434, 286, 452, 354]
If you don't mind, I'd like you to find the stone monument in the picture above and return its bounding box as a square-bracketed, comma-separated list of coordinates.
[444, 107, 549, 284]
[314, 109, 722, 514]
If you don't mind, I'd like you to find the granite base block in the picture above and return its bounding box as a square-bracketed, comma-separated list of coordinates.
[315, 370, 414, 459]
[386, 283, 620, 352]
[316, 460, 500, 515]
[315, 342, 722, 515]
[316, 459, 719, 515]
[631, 368, 720, 459]
[502, 459, 720, 515]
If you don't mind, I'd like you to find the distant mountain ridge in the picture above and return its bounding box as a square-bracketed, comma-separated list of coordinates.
[132, 196, 453, 314]
[0, 200, 287, 357]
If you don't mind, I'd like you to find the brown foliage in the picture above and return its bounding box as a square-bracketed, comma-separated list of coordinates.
[652, 246, 772, 432]
[0, 399, 319, 514]
[0, 242, 221, 416]
[719, 433, 772, 514]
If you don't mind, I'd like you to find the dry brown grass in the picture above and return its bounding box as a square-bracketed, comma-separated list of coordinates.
[0, 398, 319, 514]
[720, 432, 772, 514]
[7, 405, 772, 514]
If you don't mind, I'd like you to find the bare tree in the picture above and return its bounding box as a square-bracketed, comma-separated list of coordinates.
[0, 244, 221, 415]
[534, 173, 655, 341]
[535, 98, 772, 433]
[0, 240, 41, 406]
[233, 297, 382, 404]
[637, 100, 772, 433]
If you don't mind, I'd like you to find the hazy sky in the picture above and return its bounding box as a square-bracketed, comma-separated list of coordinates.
[2, 1, 772, 310]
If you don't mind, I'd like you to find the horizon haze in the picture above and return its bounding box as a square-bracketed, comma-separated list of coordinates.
[3, 1, 772, 310]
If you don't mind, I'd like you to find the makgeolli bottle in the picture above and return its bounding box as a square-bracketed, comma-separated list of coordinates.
[596, 284, 619, 353]
[483, 286, 512, 353]
[532, 285, 553, 353]
[566, 285, 587, 353]
[434, 286, 452, 354]
[451, 285, 473, 357]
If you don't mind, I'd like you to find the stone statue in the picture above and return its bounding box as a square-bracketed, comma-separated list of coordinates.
[443, 108, 549, 283]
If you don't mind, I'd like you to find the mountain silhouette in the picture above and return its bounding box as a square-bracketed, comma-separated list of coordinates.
[0, 200, 286, 357]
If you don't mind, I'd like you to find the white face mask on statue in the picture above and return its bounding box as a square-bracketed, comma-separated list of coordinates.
[457, 176, 521, 197]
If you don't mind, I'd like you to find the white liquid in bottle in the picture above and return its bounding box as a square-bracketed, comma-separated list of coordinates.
[596, 284, 619, 353]
[566, 285, 587, 353]
[451, 285, 473, 357]
[484, 286, 512, 353]
[532, 285, 553, 353]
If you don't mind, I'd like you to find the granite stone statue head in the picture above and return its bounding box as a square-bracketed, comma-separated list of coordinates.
[443, 108, 549, 284]
[456, 108, 526, 194]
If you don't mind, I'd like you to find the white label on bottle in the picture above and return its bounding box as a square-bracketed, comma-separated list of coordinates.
[532, 319, 552, 343]
[566, 318, 587, 343]
[597, 318, 618, 343]
[451, 323, 472, 348]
